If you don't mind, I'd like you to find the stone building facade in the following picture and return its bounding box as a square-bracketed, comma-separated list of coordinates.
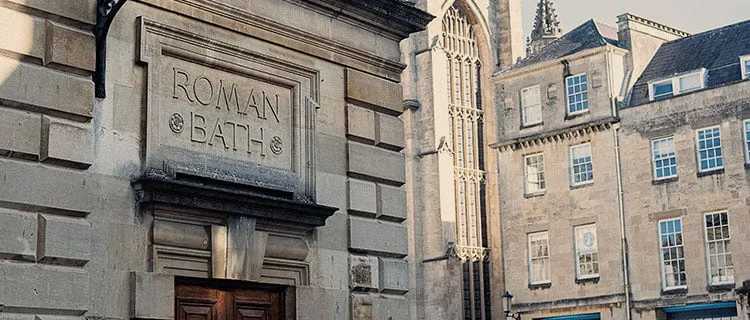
[490, 9, 750, 320]
[400, 0, 524, 319]
[0, 1, 431, 319]
[621, 19, 750, 319]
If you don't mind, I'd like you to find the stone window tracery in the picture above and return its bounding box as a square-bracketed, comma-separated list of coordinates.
[442, 5, 485, 250]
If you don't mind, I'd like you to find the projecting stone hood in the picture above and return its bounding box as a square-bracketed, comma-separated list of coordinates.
[132, 169, 338, 232]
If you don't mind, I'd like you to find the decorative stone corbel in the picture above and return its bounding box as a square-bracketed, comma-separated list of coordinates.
[94, 0, 128, 98]
[446, 242, 490, 263]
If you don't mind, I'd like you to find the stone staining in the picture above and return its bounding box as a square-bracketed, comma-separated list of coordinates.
[441, 6, 485, 254]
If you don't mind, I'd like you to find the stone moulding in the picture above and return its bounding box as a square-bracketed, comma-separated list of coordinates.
[132, 171, 337, 232]
[447, 243, 490, 263]
[491, 117, 619, 152]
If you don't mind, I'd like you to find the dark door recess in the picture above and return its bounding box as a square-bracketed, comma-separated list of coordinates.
[176, 279, 285, 320]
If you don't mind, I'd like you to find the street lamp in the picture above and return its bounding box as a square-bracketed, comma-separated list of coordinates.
[503, 291, 521, 320]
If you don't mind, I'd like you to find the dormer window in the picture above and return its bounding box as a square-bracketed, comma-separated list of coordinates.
[648, 69, 706, 101]
[741, 55, 750, 80]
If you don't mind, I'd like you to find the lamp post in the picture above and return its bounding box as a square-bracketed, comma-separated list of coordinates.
[503, 291, 521, 320]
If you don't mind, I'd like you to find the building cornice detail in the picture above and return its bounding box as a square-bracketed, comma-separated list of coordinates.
[447, 243, 490, 263]
[617, 13, 691, 38]
[491, 117, 619, 152]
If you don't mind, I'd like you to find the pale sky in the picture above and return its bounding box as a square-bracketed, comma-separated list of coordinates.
[522, 0, 750, 39]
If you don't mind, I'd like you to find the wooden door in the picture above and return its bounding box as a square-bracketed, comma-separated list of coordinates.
[176, 280, 284, 320]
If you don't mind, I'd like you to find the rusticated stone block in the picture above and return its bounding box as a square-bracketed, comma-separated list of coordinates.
[348, 142, 405, 185]
[44, 21, 96, 71]
[0, 209, 37, 261]
[348, 179, 377, 216]
[377, 184, 406, 222]
[41, 116, 93, 168]
[375, 113, 404, 150]
[131, 272, 174, 319]
[0, 263, 90, 312]
[378, 257, 408, 294]
[374, 295, 409, 320]
[351, 293, 374, 320]
[349, 217, 407, 257]
[37, 215, 91, 266]
[349, 255, 378, 291]
[0, 7, 45, 59]
[0, 107, 41, 159]
[346, 69, 403, 114]
[347, 104, 375, 142]
[0, 56, 94, 119]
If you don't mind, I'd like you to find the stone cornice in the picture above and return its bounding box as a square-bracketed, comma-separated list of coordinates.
[340, 0, 434, 36]
[617, 13, 691, 38]
[490, 117, 619, 152]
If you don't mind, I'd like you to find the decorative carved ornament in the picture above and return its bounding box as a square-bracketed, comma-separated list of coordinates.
[447, 242, 490, 263]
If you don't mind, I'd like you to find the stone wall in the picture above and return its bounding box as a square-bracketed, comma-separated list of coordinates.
[0, 0, 428, 319]
[620, 80, 750, 318]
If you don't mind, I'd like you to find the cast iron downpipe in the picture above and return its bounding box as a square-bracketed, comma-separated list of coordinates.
[94, 0, 128, 99]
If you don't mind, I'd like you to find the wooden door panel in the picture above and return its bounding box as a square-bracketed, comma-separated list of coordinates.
[235, 302, 272, 320]
[176, 280, 285, 320]
[177, 300, 219, 320]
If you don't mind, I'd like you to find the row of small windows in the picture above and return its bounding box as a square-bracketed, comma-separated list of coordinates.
[520, 73, 589, 127]
[523, 143, 592, 195]
[527, 213, 734, 289]
[649, 55, 750, 102]
[652, 121, 750, 181]
[523, 121, 750, 194]
[528, 224, 600, 285]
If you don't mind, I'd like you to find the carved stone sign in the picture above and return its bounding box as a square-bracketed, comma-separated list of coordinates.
[138, 17, 318, 199]
[164, 64, 292, 170]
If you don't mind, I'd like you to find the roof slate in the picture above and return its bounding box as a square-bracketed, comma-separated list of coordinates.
[510, 19, 618, 70]
[629, 19, 750, 106]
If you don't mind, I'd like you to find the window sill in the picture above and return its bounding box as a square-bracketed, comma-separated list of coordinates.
[520, 122, 543, 130]
[661, 287, 688, 296]
[524, 191, 546, 199]
[653, 177, 678, 185]
[565, 110, 590, 120]
[707, 283, 735, 293]
[575, 277, 600, 285]
[570, 181, 593, 190]
[529, 282, 552, 290]
[697, 168, 724, 177]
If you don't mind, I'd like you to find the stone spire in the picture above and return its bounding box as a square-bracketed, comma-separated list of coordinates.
[527, 0, 563, 56]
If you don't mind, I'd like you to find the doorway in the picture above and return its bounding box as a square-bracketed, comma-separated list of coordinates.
[176, 278, 287, 320]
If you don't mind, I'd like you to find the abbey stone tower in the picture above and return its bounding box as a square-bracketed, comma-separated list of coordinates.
[400, 0, 525, 319]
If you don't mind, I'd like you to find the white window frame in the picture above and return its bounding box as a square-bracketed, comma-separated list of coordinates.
[659, 218, 687, 290]
[569, 143, 593, 186]
[703, 211, 734, 286]
[565, 73, 589, 116]
[648, 69, 707, 101]
[744, 119, 750, 164]
[574, 224, 599, 280]
[524, 153, 546, 195]
[651, 136, 678, 180]
[528, 231, 551, 285]
[696, 126, 724, 173]
[741, 55, 750, 80]
[521, 85, 543, 126]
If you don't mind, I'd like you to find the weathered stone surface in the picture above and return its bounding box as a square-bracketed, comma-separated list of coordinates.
[351, 293, 374, 320]
[0, 7, 45, 59]
[40, 116, 93, 168]
[0, 56, 94, 119]
[347, 104, 375, 142]
[346, 69, 403, 113]
[0, 262, 90, 312]
[377, 184, 407, 221]
[225, 216, 267, 281]
[378, 258, 408, 294]
[37, 215, 91, 266]
[347, 142, 405, 185]
[0, 107, 41, 159]
[349, 255, 379, 291]
[349, 217, 408, 257]
[265, 234, 309, 261]
[296, 287, 348, 320]
[7, 0, 96, 24]
[44, 21, 96, 71]
[348, 178, 377, 216]
[131, 272, 174, 320]
[0, 158, 92, 214]
[153, 219, 210, 250]
[375, 113, 404, 150]
[373, 295, 410, 320]
[0, 209, 37, 261]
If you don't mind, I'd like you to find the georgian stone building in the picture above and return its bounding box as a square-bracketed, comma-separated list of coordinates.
[620, 20, 750, 319]
[489, 8, 689, 319]
[0, 0, 431, 319]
